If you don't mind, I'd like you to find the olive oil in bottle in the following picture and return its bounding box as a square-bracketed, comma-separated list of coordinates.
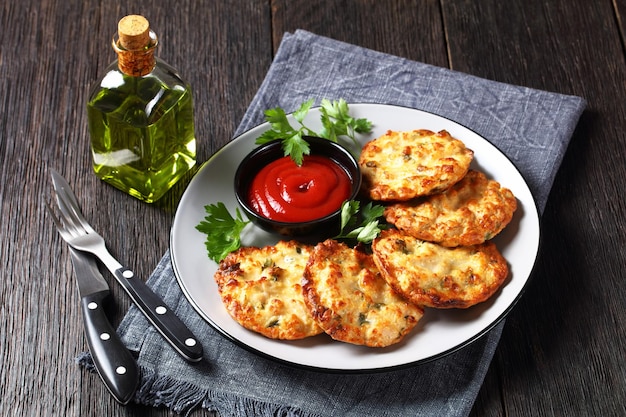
[87, 15, 196, 203]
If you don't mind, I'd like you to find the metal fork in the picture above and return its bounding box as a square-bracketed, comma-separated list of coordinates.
[47, 169, 203, 362]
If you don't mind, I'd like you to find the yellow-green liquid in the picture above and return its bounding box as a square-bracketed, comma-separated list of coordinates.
[87, 62, 196, 203]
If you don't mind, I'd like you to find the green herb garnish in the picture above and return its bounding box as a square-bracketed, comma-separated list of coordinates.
[195, 202, 250, 262]
[334, 200, 385, 243]
[255, 98, 373, 165]
[319, 99, 373, 145]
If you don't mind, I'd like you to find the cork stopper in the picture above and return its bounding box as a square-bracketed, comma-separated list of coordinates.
[118, 15, 151, 50]
[113, 15, 157, 76]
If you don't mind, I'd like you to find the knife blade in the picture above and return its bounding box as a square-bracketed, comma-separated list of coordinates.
[69, 247, 139, 404]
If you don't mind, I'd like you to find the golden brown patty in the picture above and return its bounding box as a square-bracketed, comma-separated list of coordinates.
[358, 129, 474, 201]
[384, 170, 517, 247]
[372, 229, 509, 309]
[302, 239, 423, 347]
[214, 241, 322, 340]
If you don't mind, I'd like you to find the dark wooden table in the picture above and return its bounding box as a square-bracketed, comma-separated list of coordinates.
[2, 0, 625, 415]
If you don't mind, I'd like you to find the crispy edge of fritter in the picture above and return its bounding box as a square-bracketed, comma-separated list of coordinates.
[371, 229, 509, 309]
[384, 170, 518, 247]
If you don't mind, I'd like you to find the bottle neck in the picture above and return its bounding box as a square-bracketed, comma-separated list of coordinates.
[112, 30, 158, 77]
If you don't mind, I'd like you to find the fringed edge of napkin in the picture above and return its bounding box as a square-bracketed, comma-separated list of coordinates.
[76, 352, 320, 417]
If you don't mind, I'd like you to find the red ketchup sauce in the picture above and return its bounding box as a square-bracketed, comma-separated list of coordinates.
[248, 155, 352, 222]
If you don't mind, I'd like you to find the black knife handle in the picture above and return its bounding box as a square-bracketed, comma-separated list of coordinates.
[114, 268, 203, 362]
[81, 291, 139, 404]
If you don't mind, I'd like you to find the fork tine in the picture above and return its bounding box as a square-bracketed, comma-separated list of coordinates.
[50, 171, 96, 235]
[54, 189, 87, 237]
[44, 200, 73, 242]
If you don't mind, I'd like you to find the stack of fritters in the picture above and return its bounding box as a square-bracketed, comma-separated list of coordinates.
[361, 129, 517, 310]
[213, 129, 517, 348]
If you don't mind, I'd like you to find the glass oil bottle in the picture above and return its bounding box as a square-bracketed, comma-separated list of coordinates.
[86, 15, 196, 203]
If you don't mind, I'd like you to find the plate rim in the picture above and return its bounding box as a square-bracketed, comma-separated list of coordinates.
[170, 102, 541, 373]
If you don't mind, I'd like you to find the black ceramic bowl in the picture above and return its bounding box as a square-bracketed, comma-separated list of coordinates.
[234, 136, 362, 238]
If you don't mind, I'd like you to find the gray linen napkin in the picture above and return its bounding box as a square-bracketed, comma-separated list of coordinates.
[80, 30, 585, 416]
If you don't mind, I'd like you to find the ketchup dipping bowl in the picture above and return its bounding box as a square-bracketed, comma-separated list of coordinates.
[234, 136, 362, 238]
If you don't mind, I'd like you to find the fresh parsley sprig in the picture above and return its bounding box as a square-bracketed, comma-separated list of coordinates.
[195, 202, 250, 263]
[255, 99, 316, 166]
[319, 99, 373, 145]
[255, 98, 373, 165]
[334, 200, 385, 243]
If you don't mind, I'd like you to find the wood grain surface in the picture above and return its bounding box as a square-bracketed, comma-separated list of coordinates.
[1, 0, 624, 416]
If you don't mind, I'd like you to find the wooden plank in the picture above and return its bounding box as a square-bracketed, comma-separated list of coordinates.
[270, 0, 450, 68]
[3, 0, 626, 416]
[0, 0, 270, 416]
[442, 1, 626, 416]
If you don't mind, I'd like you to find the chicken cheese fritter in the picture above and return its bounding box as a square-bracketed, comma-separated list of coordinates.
[358, 129, 474, 201]
[372, 229, 509, 309]
[384, 170, 517, 247]
[214, 241, 322, 340]
[302, 239, 424, 347]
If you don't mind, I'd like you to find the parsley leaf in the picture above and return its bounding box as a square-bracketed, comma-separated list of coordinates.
[360, 201, 385, 224]
[292, 98, 314, 123]
[195, 202, 250, 262]
[255, 99, 316, 166]
[282, 131, 310, 166]
[319, 99, 373, 145]
[335, 200, 385, 243]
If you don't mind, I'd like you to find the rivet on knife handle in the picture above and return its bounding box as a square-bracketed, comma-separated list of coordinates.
[113, 267, 203, 362]
[81, 290, 139, 404]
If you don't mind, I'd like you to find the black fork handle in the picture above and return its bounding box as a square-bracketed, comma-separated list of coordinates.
[113, 267, 203, 362]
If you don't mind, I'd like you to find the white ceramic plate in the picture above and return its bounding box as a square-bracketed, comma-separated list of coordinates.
[170, 103, 540, 372]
